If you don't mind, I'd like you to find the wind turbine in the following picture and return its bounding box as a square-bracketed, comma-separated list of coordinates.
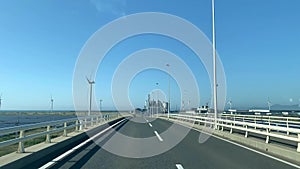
[0, 93, 2, 110]
[86, 77, 95, 116]
[50, 95, 54, 113]
[267, 97, 272, 111]
[99, 99, 103, 113]
[227, 98, 232, 110]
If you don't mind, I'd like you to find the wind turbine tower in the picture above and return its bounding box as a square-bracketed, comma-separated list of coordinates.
[227, 99, 232, 110]
[50, 95, 54, 113]
[99, 99, 103, 113]
[267, 97, 272, 111]
[0, 93, 2, 110]
[86, 77, 95, 116]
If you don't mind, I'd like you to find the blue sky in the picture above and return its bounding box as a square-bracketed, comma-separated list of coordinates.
[0, 0, 299, 110]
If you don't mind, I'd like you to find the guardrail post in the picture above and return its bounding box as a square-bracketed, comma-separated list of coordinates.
[245, 125, 248, 138]
[266, 128, 270, 143]
[17, 130, 25, 153]
[63, 122, 67, 137]
[79, 120, 83, 130]
[97, 117, 99, 125]
[75, 120, 79, 132]
[233, 116, 236, 126]
[91, 117, 94, 127]
[286, 119, 289, 135]
[221, 120, 224, 131]
[230, 123, 233, 134]
[297, 134, 300, 152]
[85, 118, 87, 129]
[254, 116, 257, 129]
[46, 125, 51, 143]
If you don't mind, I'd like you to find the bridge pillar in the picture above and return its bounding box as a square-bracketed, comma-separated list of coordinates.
[46, 125, 51, 143]
[266, 128, 270, 144]
[17, 130, 25, 153]
[63, 122, 67, 137]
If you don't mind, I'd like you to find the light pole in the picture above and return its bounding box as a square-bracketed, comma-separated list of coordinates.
[151, 92, 154, 118]
[166, 64, 171, 119]
[212, 0, 218, 129]
[156, 82, 159, 117]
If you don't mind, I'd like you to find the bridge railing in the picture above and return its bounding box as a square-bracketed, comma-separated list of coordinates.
[161, 113, 300, 152]
[0, 113, 120, 153]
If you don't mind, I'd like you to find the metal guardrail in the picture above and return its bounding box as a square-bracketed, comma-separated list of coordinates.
[0, 113, 120, 153]
[162, 113, 300, 152]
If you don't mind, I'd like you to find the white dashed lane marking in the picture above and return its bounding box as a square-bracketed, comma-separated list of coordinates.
[154, 131, 163, 142]
[176, 164, 184, 169]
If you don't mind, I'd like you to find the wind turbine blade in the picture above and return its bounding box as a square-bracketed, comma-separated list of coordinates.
[86, 76, 91, 83]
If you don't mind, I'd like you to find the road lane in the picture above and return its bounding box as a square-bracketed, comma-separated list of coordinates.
[39, 117, 298, 169]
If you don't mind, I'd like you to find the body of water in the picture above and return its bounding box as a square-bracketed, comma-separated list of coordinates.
[0, 113, 76, 128]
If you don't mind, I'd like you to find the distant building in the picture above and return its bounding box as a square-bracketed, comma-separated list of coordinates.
[147, 94, 166, 114]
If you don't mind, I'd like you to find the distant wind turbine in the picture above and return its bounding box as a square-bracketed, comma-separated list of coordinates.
[227, 98, 232, 110]
[267, 97, 272, 111]
[0, 93, 2, 110]
[99, 99, 103, 113]
[50, 95, 54, 113]
[86, 77, 95, 116]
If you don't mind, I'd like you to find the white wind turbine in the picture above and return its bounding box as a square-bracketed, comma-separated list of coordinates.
[227, 98, 232, 110]
[86, 77, 95, 116]
[267, 97, 272, 111]
[0, 93, 2, 110]
[50, 95, 54, 113]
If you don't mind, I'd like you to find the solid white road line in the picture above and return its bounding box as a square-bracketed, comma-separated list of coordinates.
[176, 164, 184, 169]
[149, 123, 153, 127]
[39, 119, 127, 169]
[154, 131, 163, 142]
[176, 122, 300, 169]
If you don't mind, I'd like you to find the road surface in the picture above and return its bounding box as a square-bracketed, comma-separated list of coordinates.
[22, 117, 299, 169]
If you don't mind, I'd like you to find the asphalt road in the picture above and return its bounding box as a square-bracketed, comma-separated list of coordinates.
[35, 116, 298, 169]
